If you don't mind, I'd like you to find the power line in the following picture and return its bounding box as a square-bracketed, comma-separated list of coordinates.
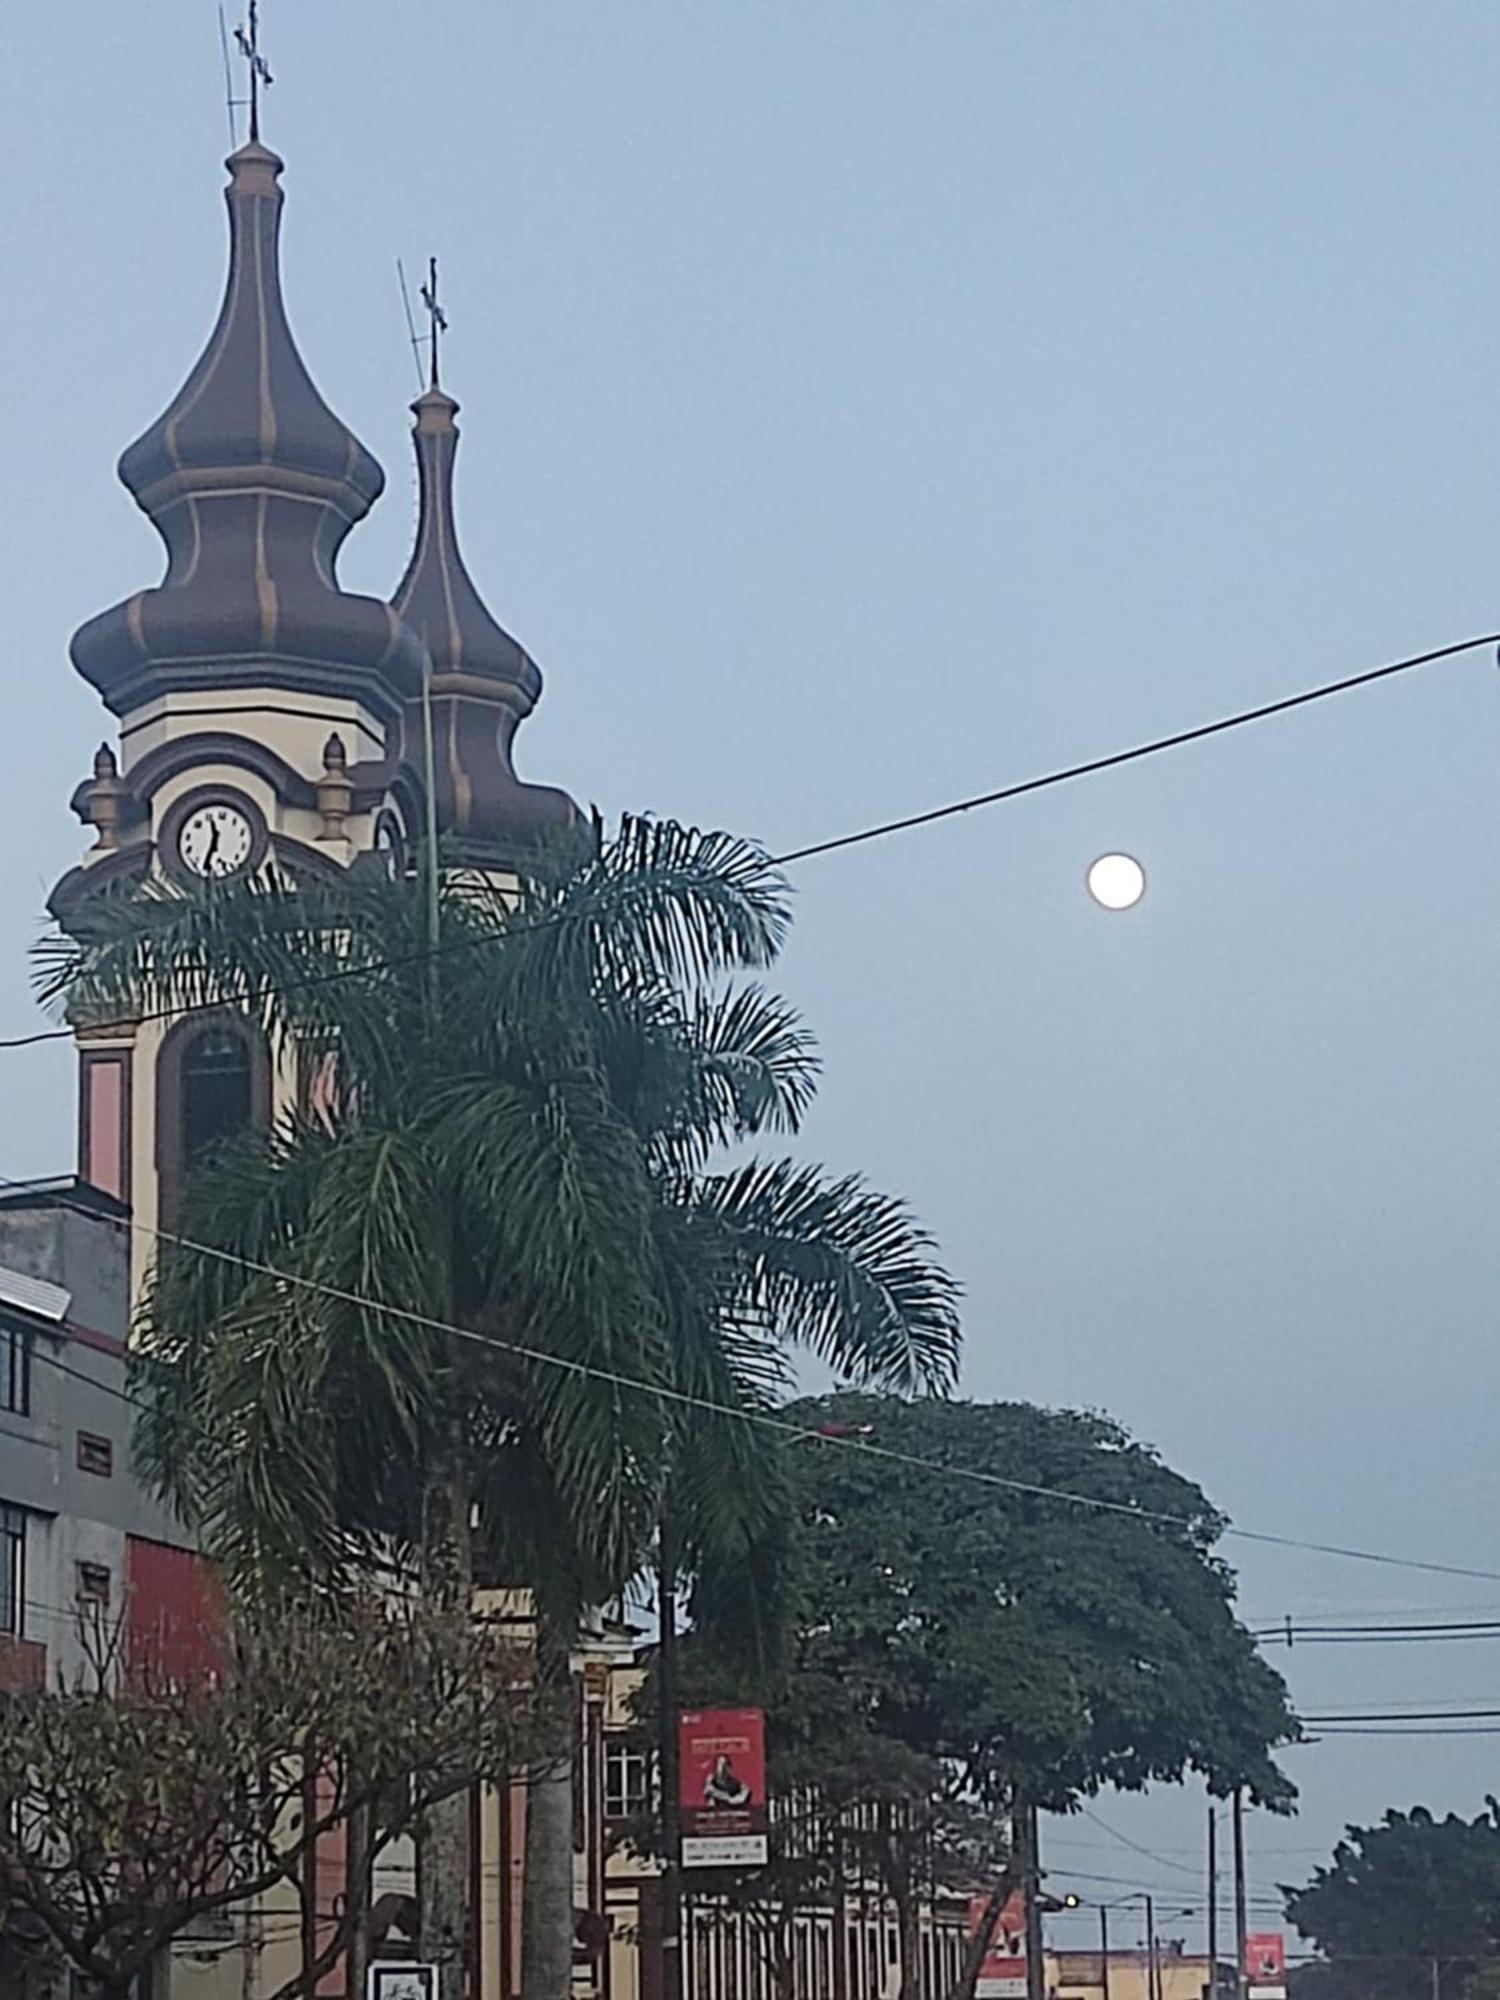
[1256, 1619, 1500, 1645]
[30, 1339, 145, 1411]
[14, 1175, 1500, 1592]
[1038, 1867, 1283, 1907]
[1048, 1836, 1328, 1859]
[769, 627, 1500, 866]
[6, 625, 1499, 1054]
[1244, 1599, 1500, 1623]
[1311, 1724, 1500, 1737]
[1073, 1805, 1204, 1880]
[1302, 1708, 1500, 1724]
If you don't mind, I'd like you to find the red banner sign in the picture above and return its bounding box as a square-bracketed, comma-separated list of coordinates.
[970, 1893, 1027, 2000]
[1244, 1933, 1286, 1989]
[678, 1708, 769, 1868]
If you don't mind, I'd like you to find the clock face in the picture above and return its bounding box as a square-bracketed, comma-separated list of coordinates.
[177, 801, 256, 879]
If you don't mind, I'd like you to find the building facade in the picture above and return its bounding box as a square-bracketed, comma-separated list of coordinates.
[0, 1175, 201, 1698]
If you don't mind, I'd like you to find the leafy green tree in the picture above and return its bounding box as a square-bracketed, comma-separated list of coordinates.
[1287, 1806, 1500, 2000]
[681, 1393, 1299, 2000]
[38, 817, 961, 2000]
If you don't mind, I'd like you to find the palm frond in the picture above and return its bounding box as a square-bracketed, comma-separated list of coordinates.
[499, 814, 792, 1015]
[686, 1160, 963, 1394]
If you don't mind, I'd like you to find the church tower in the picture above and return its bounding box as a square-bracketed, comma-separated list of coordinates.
[391, 371, 575, 874]
[53, 135, 572, 1264]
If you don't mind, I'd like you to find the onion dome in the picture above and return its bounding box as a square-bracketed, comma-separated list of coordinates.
[71, 144, 424, 726]
[392, 385, 575, 862]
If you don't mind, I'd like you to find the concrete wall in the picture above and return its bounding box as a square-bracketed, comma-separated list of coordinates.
[0, 1185, 187, 1688]
[0, 1188, 129, 1339]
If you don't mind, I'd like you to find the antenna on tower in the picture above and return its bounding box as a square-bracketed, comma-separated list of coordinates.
[230, 0, 273, 144]
[420, 258, 449, 390]
[396, 260, 428, 393]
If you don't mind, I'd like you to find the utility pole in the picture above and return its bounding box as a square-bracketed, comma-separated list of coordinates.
[1021, 1798, 1045, 2000]
[1207, 1804, 1219, 2000]
[658, 1509, 683, 2000]
[1232, 1790, 1248, 2000]
[1145, 1894, 1159, 2000]
[1098, 1904, 1110, 2000]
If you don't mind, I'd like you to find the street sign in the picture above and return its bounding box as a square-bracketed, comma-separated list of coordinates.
[679, 1708, 769, 1868]
[369, 1966, 439, 2000]
[971, 1892, 1027, 2000]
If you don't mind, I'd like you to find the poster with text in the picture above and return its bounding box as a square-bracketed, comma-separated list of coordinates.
[1244, 1932, 1287, 1998]
[678, 1707, 769, 1867]
[970, 1892, 1027, 2000]
[369, 1968, 439, 2000]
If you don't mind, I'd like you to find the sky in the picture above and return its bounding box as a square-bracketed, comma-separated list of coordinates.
[5, 0, 1500, 1949]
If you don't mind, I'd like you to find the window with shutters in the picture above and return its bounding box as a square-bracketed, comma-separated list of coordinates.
[77, 1431, 114, 1477]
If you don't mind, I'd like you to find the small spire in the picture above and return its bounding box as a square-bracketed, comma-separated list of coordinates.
[420, 257, 448, 392]
[232, 0, 274, 145]
[390, 374, 576, 859]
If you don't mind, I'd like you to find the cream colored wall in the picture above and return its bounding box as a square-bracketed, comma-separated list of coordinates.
[119, 998, 303, 1306]
[163, 1937, 251, 1999]
[1050, 1955, 1212, 2000]
[120, 690, 387, 771]
[144, 759, 374, 869]
[249, 1879, 304, 2000]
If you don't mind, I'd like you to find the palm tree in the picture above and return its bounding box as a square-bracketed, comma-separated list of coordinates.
[38, 814, 962, 2000]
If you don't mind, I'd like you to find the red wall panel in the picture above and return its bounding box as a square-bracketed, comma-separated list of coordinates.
[125, 1535, 221, 1683]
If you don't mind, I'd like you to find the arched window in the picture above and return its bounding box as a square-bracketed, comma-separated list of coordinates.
[157, 1017, 268, 1221]
[181, 1028, 253, 1165]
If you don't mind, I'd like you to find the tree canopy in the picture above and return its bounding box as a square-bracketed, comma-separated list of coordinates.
[688, 1392, 1299, 1814]
[1288, 1805, 1500, 2000]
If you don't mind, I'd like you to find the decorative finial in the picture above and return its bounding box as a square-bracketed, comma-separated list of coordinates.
[315, 732, 353, 842]
[81, 744, 127, 852]
[420, 258, 448, 391]
[232, 0, 273, 145]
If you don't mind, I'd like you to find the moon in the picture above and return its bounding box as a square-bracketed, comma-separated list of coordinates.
[1087, 853, 1146, 910]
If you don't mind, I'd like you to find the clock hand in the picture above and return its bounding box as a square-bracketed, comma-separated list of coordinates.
[204, 819, 222, 869]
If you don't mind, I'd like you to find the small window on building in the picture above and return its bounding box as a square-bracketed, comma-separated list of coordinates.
[76, 1562, 111, 1607]
[604, 1739, 653, 1821]
[0, 1505, 25, 1636]
[77, 1431, 114, 1477]
[0, 1322, 30, 1417]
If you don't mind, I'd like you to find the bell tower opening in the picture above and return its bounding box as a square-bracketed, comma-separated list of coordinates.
[157, 1018, 269, 1222]
[181, 1028, 254, 1165]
